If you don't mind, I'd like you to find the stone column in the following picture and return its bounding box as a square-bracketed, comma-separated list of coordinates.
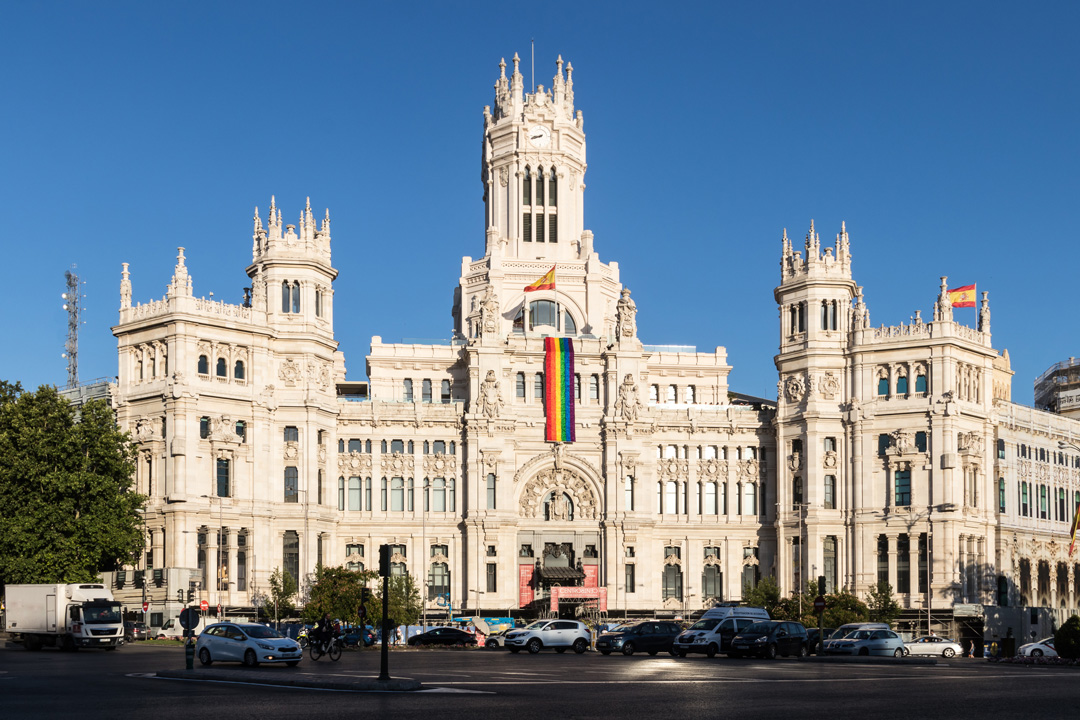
[909, 539, 921, 598]
[227, 527, 238, 607]
[887, 535, 898, 591]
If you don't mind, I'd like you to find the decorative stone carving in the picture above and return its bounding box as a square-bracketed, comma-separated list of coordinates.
[284, 442, 299, 461]
[823, 451, 838, 469]
[890, 429, 914, 455]
[663, 553, 683, 567]
[698, 458, 724, 480]
[381, 452, 414, 476]
[784, 374, 806, 403]
[744, 459, 759, 477]
[498, 167, 509, 187]
[820, 371, 840, 400]
[703, 552, 721, 568]
[423, 453, 457, 476]
[657, 457, 689, 481]
[477, 369, 503, 418]
[479, 287, 500, 337]
[958, 432, 984, 454]
[615, 287, 637, 339]
[279, 359, 303, 387]
[613, 374, 643, 422]
[788, 451, 802, 472]
[135, 417, 155, 441]
[519, 467, 598, 521]
[338, 451, 372, 474]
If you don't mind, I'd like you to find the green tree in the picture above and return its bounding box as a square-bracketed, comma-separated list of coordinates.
[1054, 614, 1080, 659]
[377, 574, 422, 628]
[822, 589, 869, 628]
[866, 581, 901, 625]
[268, 567, 297, 620]
[742, 575, 781, 617]
[303, 565, 377, 623]
[0, 384, 144, 586]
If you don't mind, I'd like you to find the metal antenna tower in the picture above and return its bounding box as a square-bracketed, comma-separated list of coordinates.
[62, 266, 82, 389]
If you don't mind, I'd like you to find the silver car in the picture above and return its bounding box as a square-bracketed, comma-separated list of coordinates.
[823, 628, 906, 657]
[905, 635, 963, 658]
[196, 622, 303, 667]
[504, 619, 591, 654]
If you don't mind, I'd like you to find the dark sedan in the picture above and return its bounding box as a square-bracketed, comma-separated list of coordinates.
[596, 621, 683, 656]
[406, 626, 478, 647]
[124, 621, 149, 642]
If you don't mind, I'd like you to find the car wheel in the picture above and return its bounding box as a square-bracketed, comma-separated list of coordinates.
[893, 648, 904, 658]
[508, 647, 520, 654]
[797, 644, 807, 658]
[486, 640, 500, 649]
[858, 647, 869, 656]
[943, 648, 955, 658]
[765, 643, 778, 660]
[622, 642, 636, 656]
[1031, 649, 1043, 657]
[706, 643, 718, 658]
[677, 650, 687, 658]
[286, 661, 299, 667]
[198, 648, 213, 666]
[243, 649, 259, 667]
[648, 650, 658, 656]
[527, 638, 542, 654]
[573, 639, 588, 654]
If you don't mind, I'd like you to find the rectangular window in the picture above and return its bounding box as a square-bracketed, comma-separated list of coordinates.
[824, 475, 836, 510]
[589, 375, 599, 401]
[422, 380, 432, 403]
[487, 474, 496, 510]
[998, 478, 1006, 514]
[823, 536, 837, 594]
[200, 417, 210, 439]
[535, 373, 544, 399]
[824, 437, 836, 453]
[536, 210, 545, 242]
[216, 459, 230, 498]
[896, 534, 910, 593]
[381, 478, 387, 511]
[486, 563, 497, 593]
[441, 380, 451, 403]
[338, 477, 345, 510]
[391, 477, 404, 512]
[918, 533, 928, 594]
[433, 440, 446, 454]
[391, 439, 404, 454]
[894, 469, 911, 506]
[516, 372, 526, 399]
[877, 535, 889, 585]
[705, 482, 717, 514]
[548, 213, 557, 244]
[317, 469, 323, 505]
[878, 434, 890, 456]
[523, 213, 532, 242]
[284, 466, 298, 503]
[915, 431, 928, 453]
[283, 530, 299, 589]
[574, 374, 581, 401]
[625, 564, 635, 594]
[364, 477, 371, 511]
[284, 426, 299, 442]
[403, 379, 413, 402]
[348, 477, 361, 511]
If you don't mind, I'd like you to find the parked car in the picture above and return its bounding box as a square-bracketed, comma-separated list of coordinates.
[1018, 638, 1057, 657]
[195, 622, 303, 667]
[905, 635, 963, 658]
[673, 605, 770, 658]
[342, 625, 375, 647]
[729, 621, 809, 659]
[504, 619, 591, 654]
[806, 627, 836, 655]
[822, 628, 906, 657]
[596, 621, 683, 656]
[485, 630, 510, 649]
[124, 621, 149, 642]
[406, 626, 478, 647]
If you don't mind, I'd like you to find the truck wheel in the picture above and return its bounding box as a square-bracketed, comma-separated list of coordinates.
[199, 648, 213, 666]
[24, 635, 43, 651]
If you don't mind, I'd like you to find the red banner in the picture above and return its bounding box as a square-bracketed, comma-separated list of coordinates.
[549, 586, 607, 613]
[519, 564, 535, 608]
[583, 564, 598, 588]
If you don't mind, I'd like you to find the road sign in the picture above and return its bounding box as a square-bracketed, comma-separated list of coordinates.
[814, 596, 826, 613]
[142, 601, 149, 612]
[200, 600, 209, 612]
[179, 607, 201, 630]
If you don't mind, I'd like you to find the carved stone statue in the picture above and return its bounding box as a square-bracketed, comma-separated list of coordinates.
[615, 287, 637, 339]
[613, 374, 643, 422]
[477, 369, 504, 418]
[480, 286, 500, 336]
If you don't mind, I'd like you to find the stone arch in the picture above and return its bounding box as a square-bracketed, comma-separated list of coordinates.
[517, 454, 603, 521]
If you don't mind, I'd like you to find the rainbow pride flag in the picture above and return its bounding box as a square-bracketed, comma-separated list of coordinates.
[544, 337, 576, 443]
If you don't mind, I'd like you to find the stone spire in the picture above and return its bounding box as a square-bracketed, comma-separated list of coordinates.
[120, 262, 132, 309]
[168, 247, 193, 298]
[934, 276, 953, 323]
[979, 291, 991, 334]
[252, 206, 265, 260]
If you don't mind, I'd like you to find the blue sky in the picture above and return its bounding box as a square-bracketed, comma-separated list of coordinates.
[2, 1, 1077, 405]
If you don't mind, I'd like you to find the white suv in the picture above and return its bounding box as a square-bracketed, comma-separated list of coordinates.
[505, 619, 591, 654]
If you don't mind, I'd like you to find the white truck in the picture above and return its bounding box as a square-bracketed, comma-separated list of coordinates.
[5, 583, 124, 651]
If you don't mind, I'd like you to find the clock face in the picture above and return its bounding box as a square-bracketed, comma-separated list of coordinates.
[528, 125, 551, 148]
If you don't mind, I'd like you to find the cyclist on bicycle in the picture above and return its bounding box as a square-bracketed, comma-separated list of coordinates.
[313, 613, 334, 652]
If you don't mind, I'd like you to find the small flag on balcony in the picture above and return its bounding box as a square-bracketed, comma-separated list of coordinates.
[947, 284, 976, 308]
[544, 337, 575, 443]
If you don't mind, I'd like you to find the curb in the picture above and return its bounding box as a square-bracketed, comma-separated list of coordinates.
[155, 668, 423, 691]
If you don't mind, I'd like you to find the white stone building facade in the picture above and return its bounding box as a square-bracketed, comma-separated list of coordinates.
[107, 55, 1080, 643]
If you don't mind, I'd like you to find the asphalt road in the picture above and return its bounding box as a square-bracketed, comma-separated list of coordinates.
[2, 642, 1076, 720]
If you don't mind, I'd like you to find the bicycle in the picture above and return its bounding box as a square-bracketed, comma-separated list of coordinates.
[309, 635, 342, 662]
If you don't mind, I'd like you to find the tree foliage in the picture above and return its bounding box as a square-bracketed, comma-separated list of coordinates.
[1054, 614, 1080, 659]
[866, 581, 902, 625]
[376, 574, 422, 628]
[742, 575, 782, 616]
[0, 384, 144, 586]
[268, 567, 297, 617]
[303, 565, 377, 623]
[821, 589, 869, 628]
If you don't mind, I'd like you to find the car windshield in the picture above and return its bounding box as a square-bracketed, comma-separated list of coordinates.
[83, 603, 122, 624]
[829, 627, 862, 639]
[606, 623, 636, 633]
[243, 625, 283, 639]
[689, 618, 720, 631]
[847, 630, 873, 640]
[523, 621, 549, 630]
[743, 622, 774, 634]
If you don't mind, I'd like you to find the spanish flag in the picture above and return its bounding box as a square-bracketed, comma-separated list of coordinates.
[948, 284, 976, 308]
[1069, 502, 1080, 556]
[525, 265, 556, 292]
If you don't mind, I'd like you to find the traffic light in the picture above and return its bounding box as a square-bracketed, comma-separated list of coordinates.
[360, 587, 371, 622]
[177, 589, 184, 603]
[187, 588, 195, 603]
[379, 544, 391, 577]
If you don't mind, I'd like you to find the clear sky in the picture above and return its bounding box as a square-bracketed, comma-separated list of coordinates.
[2, 1, 1077, 405]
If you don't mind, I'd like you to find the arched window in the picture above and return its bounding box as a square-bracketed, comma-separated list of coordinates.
[216, 358, 227, 377]
[563, 310, 576, 335]
[282, 281, 291, 313]
[198, 355, 209, 375]
[516, 372, 526, 398]
[685, 386, 696, 403]
[589, 375, 599, 402]
[315, 288, 322, 317]
[530, 300, 559, 328]
[649, 385, 658, 402]
[234, 360, 245, 380]
[742, 482, 757, 515]
[535, 167, 545, 207]
[625, 476, 634, 511]
[549, 166, 557, 207]
[523, 166, 532, 205]
[235, 421, 246, 442]
[292, 281, 300, 313]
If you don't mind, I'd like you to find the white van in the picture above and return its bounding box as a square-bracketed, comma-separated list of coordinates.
[158, 615, 211, 640]
[673, 605, 771, 657]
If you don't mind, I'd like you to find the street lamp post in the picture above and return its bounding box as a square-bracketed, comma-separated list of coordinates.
[137, 507, 147, 620]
